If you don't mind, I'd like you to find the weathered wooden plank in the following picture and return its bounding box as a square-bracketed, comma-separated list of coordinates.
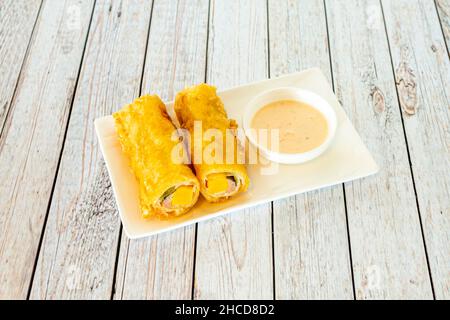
[0, 0, 95, 299]
[113, 0, 209, 300]
[268, 0, 354, 300]
[193, 0, 273, 300]
[29, 0, 152, 300]
[0, 0, 41, 132]
[325, 0, 433, 299]
[436, 0, 450, 55]
[382, 0, 450, 299]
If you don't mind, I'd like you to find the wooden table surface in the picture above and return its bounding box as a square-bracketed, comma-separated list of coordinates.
[0, 0, 449, 300]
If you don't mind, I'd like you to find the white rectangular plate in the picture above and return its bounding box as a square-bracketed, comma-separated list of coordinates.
[95, 68, 378, 239]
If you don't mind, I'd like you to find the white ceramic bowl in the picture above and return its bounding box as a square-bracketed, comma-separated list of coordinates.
[243, 87, 337, 164]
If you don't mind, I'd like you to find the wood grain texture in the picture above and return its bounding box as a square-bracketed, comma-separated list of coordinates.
[29, 0, 152, 300]
[268, 0, 353, 300]
[193, 0, 273, 300]
[0, 0, 41, 131]
[436, 0, 450, 55]
[113, 0, 209, 300]
[325, 0, 433, 299]
[0, 0, 95, 299]
[382, 0, 450, 299]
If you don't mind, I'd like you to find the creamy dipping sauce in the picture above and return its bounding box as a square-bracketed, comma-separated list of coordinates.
[251, 100, 328, 154]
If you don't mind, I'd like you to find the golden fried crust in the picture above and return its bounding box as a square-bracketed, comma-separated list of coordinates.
[113, 95, 200, 218]
[174, 84, 250, 202]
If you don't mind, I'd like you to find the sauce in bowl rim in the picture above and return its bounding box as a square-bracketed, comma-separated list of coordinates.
[242, 87, 337, 164]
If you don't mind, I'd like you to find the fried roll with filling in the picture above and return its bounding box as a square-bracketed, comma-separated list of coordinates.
[174, 84, 249, 202]
[113, 95, 200, 218]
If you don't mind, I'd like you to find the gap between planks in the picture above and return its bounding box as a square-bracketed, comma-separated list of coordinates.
[379, 0, 436, 299]
[110, 0, 155, 300]
[323, 0, 357, 299]
[112, 0, 209, 300]
[0, 0, 43, 138]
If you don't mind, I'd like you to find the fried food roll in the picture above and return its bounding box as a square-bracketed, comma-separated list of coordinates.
[113, 95, 200, 218]
[174, 84, 249, 202]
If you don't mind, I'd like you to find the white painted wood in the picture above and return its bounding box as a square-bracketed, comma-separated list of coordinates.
[436, 0, 450, 55]
[193, 0, 273, 300]
[268, 0, 354, 300]
[0, 0, 41, 130]
[325, 0, 433, 299]
[113, 0, 209, 300]
[382, 0, 450, 299]
[0, 0, 95, 299]
[29, 0, 152, 300]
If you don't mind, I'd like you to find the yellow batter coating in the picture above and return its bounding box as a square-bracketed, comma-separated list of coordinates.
[113, 95, 200, 218]
[174, 84, 250, 202]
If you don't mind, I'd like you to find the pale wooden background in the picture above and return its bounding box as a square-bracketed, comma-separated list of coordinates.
[0, 0, 449, 300]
